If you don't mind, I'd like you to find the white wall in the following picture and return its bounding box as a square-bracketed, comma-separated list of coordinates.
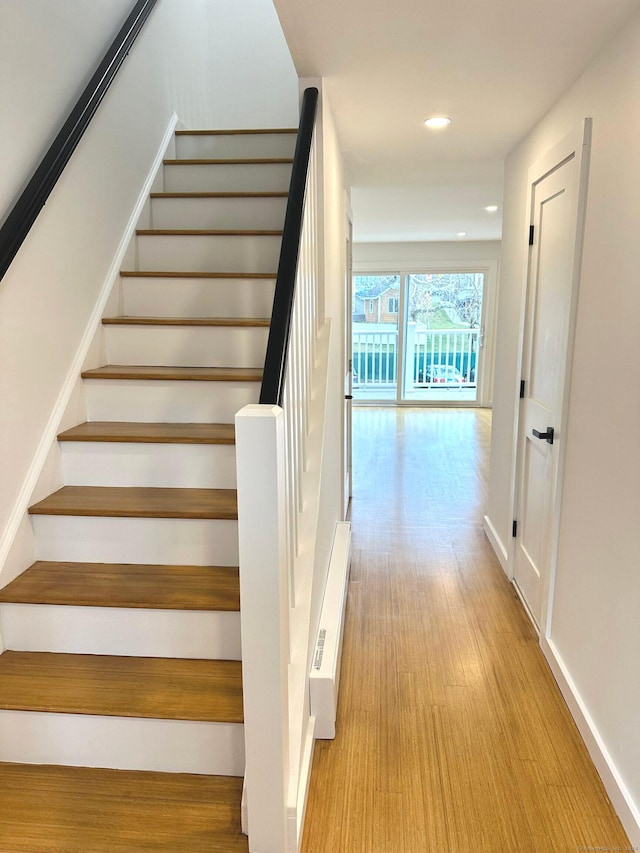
[353, 239, 501, 266]
[310, 82, 349, 647]
[0, 0, 298, 570]
[487, 11, 640, 842]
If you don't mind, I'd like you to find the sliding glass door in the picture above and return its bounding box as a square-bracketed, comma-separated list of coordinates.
[353, 271, 486, 405]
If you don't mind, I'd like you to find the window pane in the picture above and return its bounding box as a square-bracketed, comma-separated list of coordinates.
[352, 275, 400, 401]
[404, 272, 484, 403]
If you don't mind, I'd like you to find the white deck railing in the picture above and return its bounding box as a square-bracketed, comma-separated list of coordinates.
[235, 90, 326, 853]
[353, 326, 479, 387]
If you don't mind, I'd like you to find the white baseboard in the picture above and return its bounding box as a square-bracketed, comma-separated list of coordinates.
[0, 113, 178, 579]
[541, 635, 640, 848]
[483, 514, 509, 576]
[310, 522, 352, 739]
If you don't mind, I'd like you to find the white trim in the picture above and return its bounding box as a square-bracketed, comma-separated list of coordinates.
[0, 112, 178, 575]
[310, 522, 352, 739]
[541, 635, 640, 849]
[288, 716, 316, 853]
[482, 514, 508, 575]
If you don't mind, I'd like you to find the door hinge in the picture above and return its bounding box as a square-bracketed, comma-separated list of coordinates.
[512, 520, 518, 538]
[520, 379, 525, 398]
[529, 225, 535, 246]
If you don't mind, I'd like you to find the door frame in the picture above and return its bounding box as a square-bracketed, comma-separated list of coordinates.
[352, 259, 499, 408]
[508, 118, 592, 637]
[343, 203, 354, 518]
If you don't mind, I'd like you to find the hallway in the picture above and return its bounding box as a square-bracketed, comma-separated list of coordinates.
[302, 408, 629, 852]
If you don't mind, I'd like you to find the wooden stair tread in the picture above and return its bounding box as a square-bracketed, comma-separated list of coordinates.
[0, 651, 243, 722]
[102, 316, 270, 327]
[150, 191, 288, 198]
[81, 365, 263, 382]
[163, 158, 293, 165]
[0, 562, 240, 611]
[28, 486, 238, 520]
[175, 128, 296, 135]
[58, 421, 235, 444]
[119, 270, 276, 279]
[135, 228, 282, 236]
[0, 763, 248, 852]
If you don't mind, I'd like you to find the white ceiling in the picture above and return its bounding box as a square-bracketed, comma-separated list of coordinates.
[273, 0, 639, 242]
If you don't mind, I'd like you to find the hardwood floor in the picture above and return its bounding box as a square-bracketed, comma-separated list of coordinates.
[302, 407, 630, 853]
[0, 764, 248, 853]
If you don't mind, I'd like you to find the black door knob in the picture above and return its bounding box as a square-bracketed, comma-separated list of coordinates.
[532, 427, 554, 445]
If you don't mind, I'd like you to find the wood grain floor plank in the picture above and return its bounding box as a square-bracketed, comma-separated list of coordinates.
[135, 229, 283, 237]
[28, 486, 237, 519]
[57, 421, 235, 444]
[163, 158, 293, 165]
[0, 562, 240, 610]
[150, 191, 288, 199]
[175, 128, 296, 135]
[102, 316, 270, 326]
[0, 764, 248, 852]
[81, 365, 262, 382]
[0, 652, 242, 721]
[301, 407, 630, 853]
[119, 271, 276, 279]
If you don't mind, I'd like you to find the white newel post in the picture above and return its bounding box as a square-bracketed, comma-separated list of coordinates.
[235, 403, 290, 853]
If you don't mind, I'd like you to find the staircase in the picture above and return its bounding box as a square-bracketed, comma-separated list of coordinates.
[0, 127, 296, 850]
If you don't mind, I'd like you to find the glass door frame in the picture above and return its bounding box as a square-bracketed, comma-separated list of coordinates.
[352, 260, 499, 408]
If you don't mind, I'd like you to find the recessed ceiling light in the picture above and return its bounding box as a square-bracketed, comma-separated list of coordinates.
[485, 205, 499, 213]
[424, 116, 451, 129]
[457, 232, 467, 238]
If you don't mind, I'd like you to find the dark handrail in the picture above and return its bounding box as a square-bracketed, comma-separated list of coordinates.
[259, 87, 319, 406]
[0, 0, 159, 282]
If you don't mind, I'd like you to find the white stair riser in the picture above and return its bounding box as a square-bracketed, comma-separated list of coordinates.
[151, 196, 287, 230]
[104, 324, 269, 369]
[32, 516, 239, 565]
[84, 379, 259, 423]
[164, 162, 291, 193]
[175, 133, 296, 160]
[1, 604, 241, 660]
[0, 712, 244, 775]
[61, 442, 237, 488]
[137, 233, 281, 273]
[122, 276, 275, 319]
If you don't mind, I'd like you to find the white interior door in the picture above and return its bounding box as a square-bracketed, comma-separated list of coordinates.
[513, 121, 591, 629]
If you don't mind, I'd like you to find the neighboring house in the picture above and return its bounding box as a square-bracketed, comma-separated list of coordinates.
[361, 285, 400, 323]
[364, 287, 400, 323]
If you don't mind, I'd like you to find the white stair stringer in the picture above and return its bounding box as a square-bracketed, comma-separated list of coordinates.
[0, 603, 241, 660]
[150, 195, 288, 230]
[121, 275, 276, 320]
[175, 131, 296, 160]
[0, 711, 244, 775]
[104, 323, 269, 368]
[32, 516, 239, 566]
[61, 441, 238, 488]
